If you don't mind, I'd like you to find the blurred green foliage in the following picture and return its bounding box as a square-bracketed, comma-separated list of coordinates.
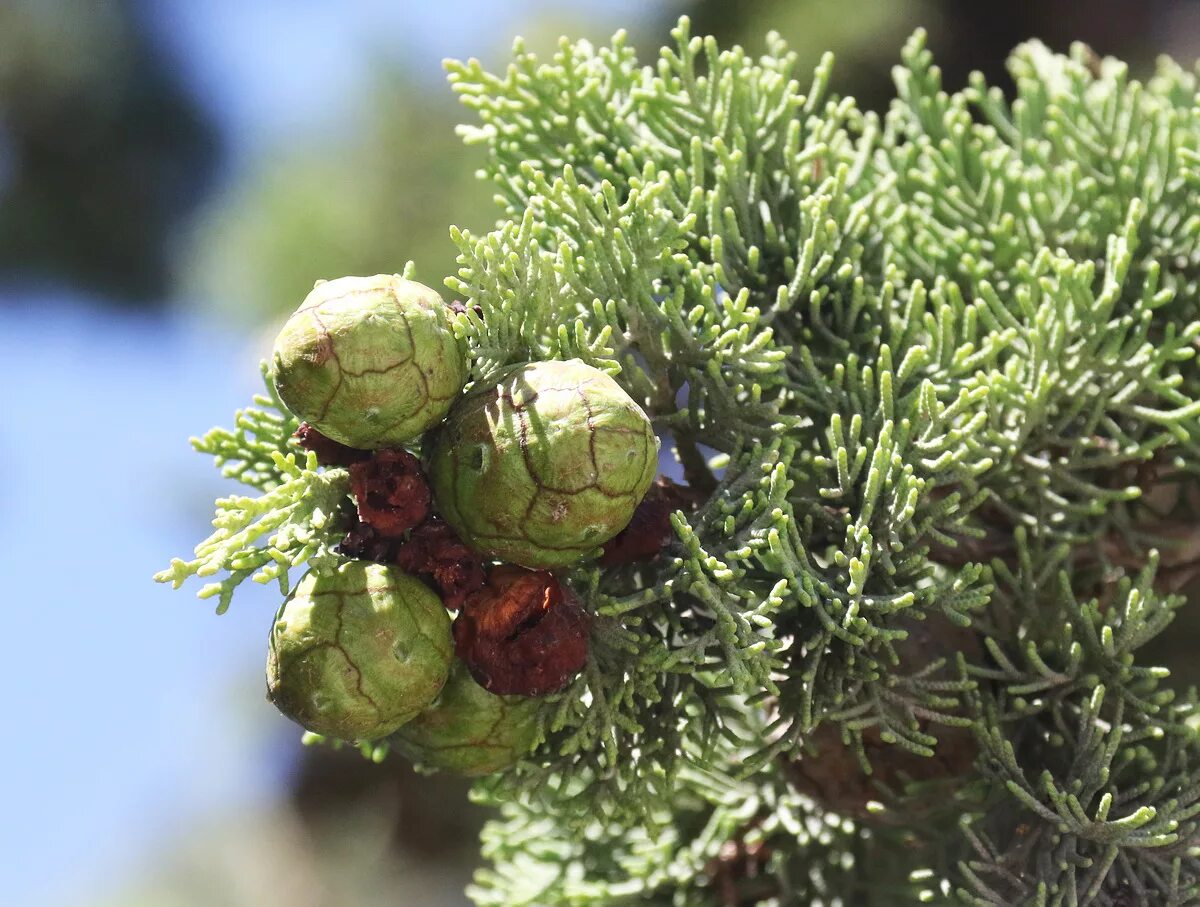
[683, 0, 1174, 109]
[182, 75, 490, 323]
[180, 13, 665, 324]
[0, 0, 216, 301]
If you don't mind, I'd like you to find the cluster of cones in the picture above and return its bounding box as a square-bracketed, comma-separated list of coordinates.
[296, 423, 693, 697]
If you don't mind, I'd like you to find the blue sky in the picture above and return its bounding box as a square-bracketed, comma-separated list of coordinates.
[0, 299, 292, 905]
[145, 0, 659, 160]
[0, 2, 663, 904]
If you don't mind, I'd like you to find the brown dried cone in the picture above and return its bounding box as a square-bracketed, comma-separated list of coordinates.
[349, 448, 431, 537]
[781, 617, 980, 823]
[453, 566, 589, 696]
[337, 517, 398, 563]
[293, 422, 370, 467]
[394, 517, 487, 611]
[599, 476, 705, 566]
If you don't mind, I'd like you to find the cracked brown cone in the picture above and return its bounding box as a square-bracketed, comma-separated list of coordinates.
[266, 561, 453, 741]
[428, 359, 659, 569]
[452, 565, 589, 696]
[272, 274, 466, 449]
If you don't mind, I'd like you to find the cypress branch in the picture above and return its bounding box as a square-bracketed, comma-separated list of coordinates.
[160, 17, 1200, 904]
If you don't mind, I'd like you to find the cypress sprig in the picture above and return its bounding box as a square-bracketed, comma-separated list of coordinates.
[190, 361, 301, 491]
[155, 443, 349, 613]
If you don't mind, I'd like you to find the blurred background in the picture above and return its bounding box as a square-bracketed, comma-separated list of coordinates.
[3, 1, 1199, 905]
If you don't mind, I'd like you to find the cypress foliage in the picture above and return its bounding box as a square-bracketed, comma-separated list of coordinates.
[161, 20, 1200, 905]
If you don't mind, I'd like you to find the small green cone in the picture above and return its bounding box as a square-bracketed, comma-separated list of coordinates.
[266, 561, 453, 741]
[272, 274, 466, 448]
[391, 659, 540, 776]
[429, 359, 659, 568]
